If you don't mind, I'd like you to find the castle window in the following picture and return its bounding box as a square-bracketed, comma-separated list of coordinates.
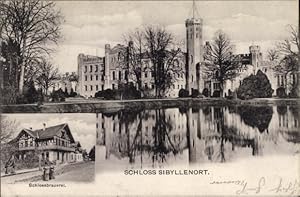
[95, 65, 98, 72]
[90, 75, 93, 81]
[178, 85, 180, 89]
[112, 71, 115, 80]
[151, 71, 154, 77]
[84, 66, 87, 73]
[277, 76, 280, 86]
[145, 83, 148, 89]
[85, 85, 87, 91]
[101, 75, 104, 81]
[125, 70, 128, 81]
[196, 33, 198, 38]
[119, 71, 122, 80]
[190, 55, 193, 63]
[102, 85, 104, 90]
[96, 85, 98, 91]
[151, 84, 154, 89]
[90, 85, 93, 91]
[173, 84, 175, 89]
[90, 65, 93, 72]
[112, 84, 115, 89]
[192, 75, 193, 82]
[85, 76, 87, 81]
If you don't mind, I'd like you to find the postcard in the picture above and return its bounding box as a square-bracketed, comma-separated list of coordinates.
[0, 0, 299, 196]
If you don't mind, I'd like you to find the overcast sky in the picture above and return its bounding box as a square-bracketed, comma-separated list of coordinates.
[3, 113, 96, 152]
[49, 0, 298, 73]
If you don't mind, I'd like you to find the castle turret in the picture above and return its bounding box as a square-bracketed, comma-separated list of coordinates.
[249, 45, 262, 74]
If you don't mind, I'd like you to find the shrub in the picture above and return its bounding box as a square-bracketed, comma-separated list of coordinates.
[276, 87, 287, 98]
[191, 89, 200, 98]
[202, 88, 209, 97]
[237, 70, 274, 100]
[69, 88, 77, 97]
[289, 85, 299, 98]
[178, 89, 189, 98]
[212, 90, 220, 98]
[95, 89, 116, 100]
[51, 88, 66, 102]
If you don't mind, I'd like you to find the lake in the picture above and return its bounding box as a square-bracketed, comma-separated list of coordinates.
[96, 104, 300, 172]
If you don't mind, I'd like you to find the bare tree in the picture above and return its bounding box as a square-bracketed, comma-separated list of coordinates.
[276, 25, 299, 95]
[121, 29, 145, 92]
[0, 117, 19, 144]
[35, 59, 59, 95]
[144, 25, 184, 97]
[0, 0, 64, 94]
[203, 30, 243, 97]
[119, 26, 184, 98]
[0, 117, 20, 172]
[267, 49, 280, 62]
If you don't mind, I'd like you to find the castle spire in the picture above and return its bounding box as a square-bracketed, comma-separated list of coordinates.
[191, 0, 200, 19]
[193, 0, 195, 19]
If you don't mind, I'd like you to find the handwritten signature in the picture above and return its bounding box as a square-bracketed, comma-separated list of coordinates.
[210, 177, 300, 195]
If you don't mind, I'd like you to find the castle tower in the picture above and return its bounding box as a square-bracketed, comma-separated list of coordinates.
[185, 1, 204, 94]
[104, 44, 111, 89]
[249, 45, 262, 74]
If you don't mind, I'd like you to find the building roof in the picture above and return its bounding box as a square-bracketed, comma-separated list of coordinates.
[14, 123, 75, 143]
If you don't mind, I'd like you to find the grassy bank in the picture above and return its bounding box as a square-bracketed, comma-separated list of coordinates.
[1, 98, 299, 113]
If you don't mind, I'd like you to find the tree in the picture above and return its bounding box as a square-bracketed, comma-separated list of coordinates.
[237, 70, 274, 99]
[119, 26, 184, 98]
[203, 30, 243, 97]
[0, 117, 19, 144]
[273, 25, 299, 97]
[144, 25, 184, 97]
[23, 80, 39, 103]
[121, 29, 144, 93]
[35, 59, 59, 95]
[0, 0, 63, 94]
[267, 49, 280, 62]
[0, 117, 19, 172]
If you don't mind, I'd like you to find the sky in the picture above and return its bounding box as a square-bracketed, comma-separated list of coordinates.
[3, 113, 96, 152]
[49, 0, 299, 73]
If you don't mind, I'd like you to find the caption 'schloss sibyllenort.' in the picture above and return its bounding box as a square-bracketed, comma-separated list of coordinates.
[124, 169, 209, 176]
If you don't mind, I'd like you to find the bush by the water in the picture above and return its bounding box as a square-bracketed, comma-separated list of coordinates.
[51, 88, 66, 102]
[178, 89, 189, 98]
[95, 89, 115, 99]
[191, 89, 201, 98]
[237, 70, 274, 100]
[288, 85, 299, 98]
[95, 83, 141, 100]
[212, 90, 220, 98]
[202, 88, 210, 97]
[276, 87, 287, 98]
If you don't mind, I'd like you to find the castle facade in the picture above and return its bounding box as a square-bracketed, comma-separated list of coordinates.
[77, 15, 297, 98]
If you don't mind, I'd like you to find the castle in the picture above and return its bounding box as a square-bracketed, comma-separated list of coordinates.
[77, 12, 296, 98]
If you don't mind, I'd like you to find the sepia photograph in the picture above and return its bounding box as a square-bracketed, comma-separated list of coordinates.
[0, 0, 299, 196]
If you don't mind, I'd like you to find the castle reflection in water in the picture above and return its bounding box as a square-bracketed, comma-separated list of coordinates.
[96, 105, 300, 169]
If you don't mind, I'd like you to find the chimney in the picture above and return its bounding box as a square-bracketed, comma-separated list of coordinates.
[43, 123, 46, 131]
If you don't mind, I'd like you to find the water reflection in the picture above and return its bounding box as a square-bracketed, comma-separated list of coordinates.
[96, 105, 300, 170]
